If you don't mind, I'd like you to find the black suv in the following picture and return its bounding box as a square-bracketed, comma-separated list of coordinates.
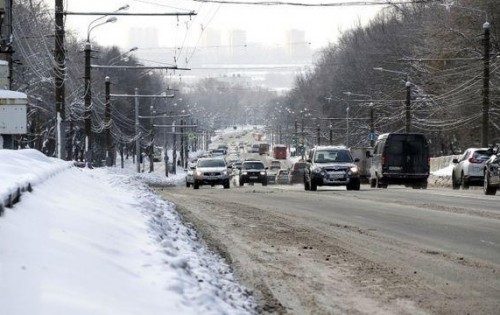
[239, 160, 268, 186]
[304, 146, 360, 191]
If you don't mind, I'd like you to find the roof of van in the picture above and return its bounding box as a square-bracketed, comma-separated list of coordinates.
[377, 132, 426, 139]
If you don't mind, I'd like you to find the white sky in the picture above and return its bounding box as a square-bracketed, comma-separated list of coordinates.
[58, 0, 385, 50]
[0, 147, 256, 315]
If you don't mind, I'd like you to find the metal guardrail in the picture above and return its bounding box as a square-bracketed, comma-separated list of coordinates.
[0, 183, 33, 216]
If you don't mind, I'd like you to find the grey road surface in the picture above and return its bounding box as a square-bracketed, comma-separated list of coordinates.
[158, 179, 500, 314]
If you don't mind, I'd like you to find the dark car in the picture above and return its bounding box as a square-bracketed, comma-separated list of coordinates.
[483, 146, 500, 195]
[239, 160, 267, 186]
[304, 146, 361, 191]
[367, 133, 429, 189]
[289, 161, 307, 184]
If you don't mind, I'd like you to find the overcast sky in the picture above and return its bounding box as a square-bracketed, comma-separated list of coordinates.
[58, 0, 386, 51]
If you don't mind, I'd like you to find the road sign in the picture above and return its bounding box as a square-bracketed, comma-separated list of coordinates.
[188, 132, 196, 140]
[368, 132, 377, 141]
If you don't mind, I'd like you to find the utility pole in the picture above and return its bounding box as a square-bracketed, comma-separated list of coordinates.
[180, 119, 184, 168]
[135, 88, 140, 173]
[112, 90, 174, 173]
[104, 77, 112, 166]
[294, 119, 298, 156]
[84, 42, 93, 167]
[316, 124, 320, 145]
[172, 121, 177, 174]
[54, 0, 66, 159]
[369, 102, 375, 147]
[405, 81, 411, 133]
[329, 123, 333, 145]
[482, 21, 490, 147]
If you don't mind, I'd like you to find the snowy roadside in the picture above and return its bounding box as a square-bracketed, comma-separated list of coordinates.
[0, 150, 256, 315]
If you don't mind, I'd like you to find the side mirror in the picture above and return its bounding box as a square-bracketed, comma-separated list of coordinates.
[306, 159, 312, 163]
[452, 158, 459, 164]
[354, 158, 360, 163]
[365, 151, 372, 158]
[190, 165, 196, 170]
[227, 165, 233, 169]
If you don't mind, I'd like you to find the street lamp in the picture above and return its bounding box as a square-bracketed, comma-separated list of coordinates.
[84, 16, 117, 167]
[373, 67, 411, 133]
[108, 46, 138, 65]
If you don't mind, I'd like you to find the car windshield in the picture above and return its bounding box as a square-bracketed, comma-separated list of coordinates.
[242, 162, 265, 170]
[198, 159, 226, 167]
[314, 150, 353, 163]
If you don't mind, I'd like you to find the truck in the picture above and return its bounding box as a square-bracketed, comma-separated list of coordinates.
[258, 143, 270, 155]
[272, 144, 287, 159]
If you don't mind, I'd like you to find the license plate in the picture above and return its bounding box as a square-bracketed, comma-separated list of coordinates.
[250, 176, 258, 179]
[329, 174, 344, 179]
[206, 176, 217, 180]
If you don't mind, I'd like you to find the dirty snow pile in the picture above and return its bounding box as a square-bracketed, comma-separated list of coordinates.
[0, 149, 256, 315]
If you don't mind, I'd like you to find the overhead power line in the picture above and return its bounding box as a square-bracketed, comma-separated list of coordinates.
[189, 0, 439, 6]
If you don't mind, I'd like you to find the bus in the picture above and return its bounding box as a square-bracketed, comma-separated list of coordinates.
[272, 144, 287, 159]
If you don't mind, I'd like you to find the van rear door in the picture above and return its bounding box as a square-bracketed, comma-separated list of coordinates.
[384, 134, 428, 175]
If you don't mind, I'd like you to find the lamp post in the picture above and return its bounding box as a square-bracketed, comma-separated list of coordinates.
[482, 21, 490, 147]
[369, 102, 375, 147]
[108, 46, 138, 65]
[84, 16, 117, 167]
[373, 67, 411, 133]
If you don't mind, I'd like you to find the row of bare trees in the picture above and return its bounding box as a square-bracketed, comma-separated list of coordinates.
[11, 0, 279, 160]
[267, 0, 500, 156]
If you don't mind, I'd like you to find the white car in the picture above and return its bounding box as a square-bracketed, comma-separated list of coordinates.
[451, 148, 491, 189]
[192, 157, 231, 189]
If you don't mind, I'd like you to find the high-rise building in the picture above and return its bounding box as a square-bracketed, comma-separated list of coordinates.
[285, 29, 310, 59]
[228, 29, 247, 57]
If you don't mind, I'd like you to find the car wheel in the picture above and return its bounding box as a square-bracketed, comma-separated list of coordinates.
[310, 180, 317, 191]
[239, 178, 244, 187]
[369, 178, 376, 188]
[483, 171, 497, 195]
[262, 180, 268, 186]
[461, 172, 469, 189]
[186, 181, 190, 188]
[304, 176, 310, 190]
[451, 173, 460, 190]
[376, 176, 387, 188]
[193, 181, 199, 189]
[412, 180, 427, 189]
[224, 180, 230, 189]
[347, 179, 360, 191]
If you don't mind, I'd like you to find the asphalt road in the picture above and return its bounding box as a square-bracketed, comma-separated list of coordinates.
[158, 183, 500, 314]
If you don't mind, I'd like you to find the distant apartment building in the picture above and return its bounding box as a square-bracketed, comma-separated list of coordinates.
[285, 29, 310, 59]
[202, 28, 222, 47]
[228, 29, 247, 60]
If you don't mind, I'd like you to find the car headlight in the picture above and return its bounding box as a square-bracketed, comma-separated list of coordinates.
[222, 170, 228, 175]
[350, 166, 359, 174]
[242, 171, 248, 175]
[260, 171, 266, 175]
[312, 168, 325, 175]
[196, 170, 203, 176]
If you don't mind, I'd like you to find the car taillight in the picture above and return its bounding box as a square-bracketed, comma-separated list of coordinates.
[468, 157, 482, 164]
